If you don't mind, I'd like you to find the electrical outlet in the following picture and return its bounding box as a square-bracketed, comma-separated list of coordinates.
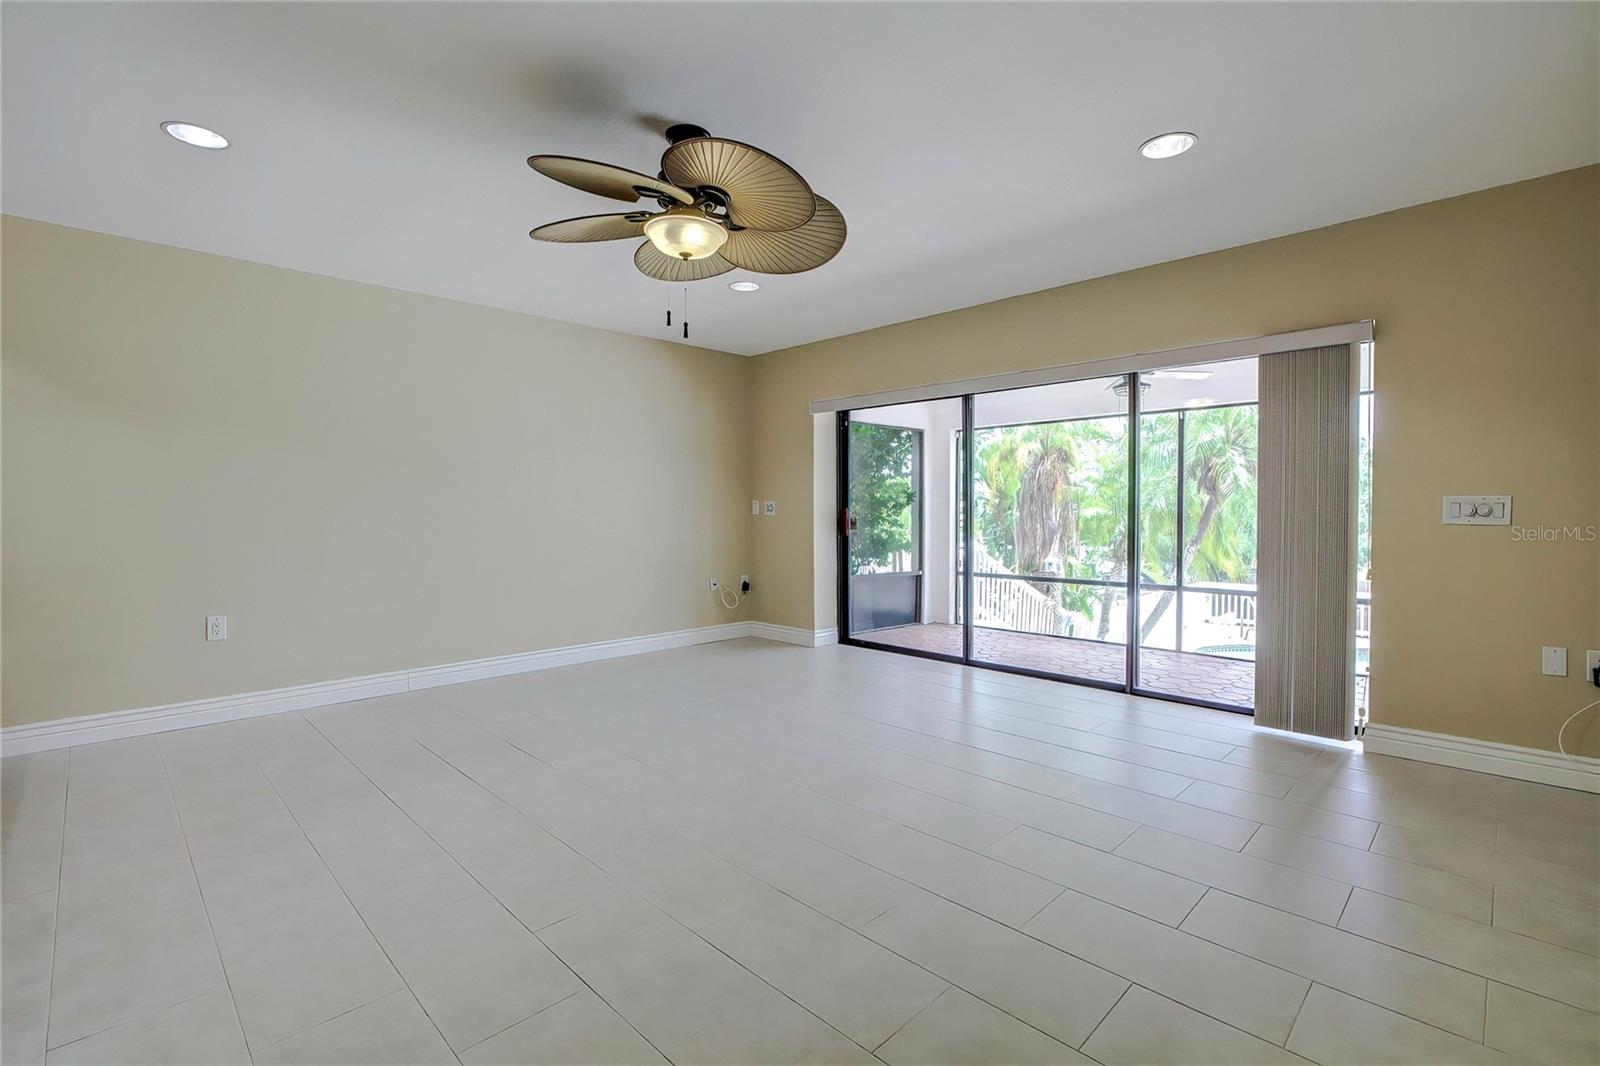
[1542, 646, 1567, 677]
[763, 500, 776, 516]
[708, 578, 719, 591]
[206, 615, 228, 641]
[740, 574, 750, 593]
[1587, 650, 1600, 686]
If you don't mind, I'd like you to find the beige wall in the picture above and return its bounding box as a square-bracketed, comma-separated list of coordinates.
[749, 166, 1600, 756]
[7, 168, 1598, 755]
[2, 217, 753, 726]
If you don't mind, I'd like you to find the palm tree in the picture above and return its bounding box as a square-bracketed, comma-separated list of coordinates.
[1014, 423, 1079, 580]
[975, 431, 1026, 569]
[1137, 405, 1257, 642]
[969, 405, 1257, 646]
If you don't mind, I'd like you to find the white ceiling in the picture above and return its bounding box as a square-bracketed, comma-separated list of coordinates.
[4, 3, 1595, 356]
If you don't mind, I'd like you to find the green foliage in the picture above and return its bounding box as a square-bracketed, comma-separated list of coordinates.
[972, 405, 1259, 637]
[848, 423, 918, 573]
[1357, 394, 1373, 576]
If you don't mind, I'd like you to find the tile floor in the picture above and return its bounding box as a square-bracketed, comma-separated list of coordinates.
[2, 638, 1596, 1065]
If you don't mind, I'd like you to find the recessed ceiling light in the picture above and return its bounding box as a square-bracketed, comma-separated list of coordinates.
[728, 281, 760, 292]
[161, 121, 228, 150]
[1139, 132, 1196, 160]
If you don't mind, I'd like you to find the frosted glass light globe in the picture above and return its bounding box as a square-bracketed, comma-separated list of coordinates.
[644, 209, 728, 260]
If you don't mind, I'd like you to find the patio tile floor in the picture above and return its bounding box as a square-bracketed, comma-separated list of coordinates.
[859, 623, 1257, 707]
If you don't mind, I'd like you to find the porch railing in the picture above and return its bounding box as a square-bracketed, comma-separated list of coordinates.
[965, 558, 1373, 650]
[969, 546, 1076, 637]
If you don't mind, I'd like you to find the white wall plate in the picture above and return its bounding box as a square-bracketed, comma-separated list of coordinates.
[1442, 495, 1510, 525]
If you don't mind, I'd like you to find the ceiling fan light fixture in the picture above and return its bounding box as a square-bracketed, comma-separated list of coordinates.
[643, 208, 728, 261]
[728, 281, 761, 292]
[1139, 131, 1197, 159]
[524, 125, 844, 287]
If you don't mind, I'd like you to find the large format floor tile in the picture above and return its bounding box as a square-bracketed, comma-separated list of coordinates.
[875, 987, 1091, 1064]
[213, 895, 403, 1050]
[693, 891, 948, 1049]
[1242, 824, 1492, 922]
[1180, 889, 1487, 1040]
[2, 889, 57, 1065]
[44, 991, 247, 1066]
[1114, 825, 1351, 924]
[5, 639, 1597, 1065]
[1338, 888, 1600, 1012]
[1483, 982, 1600, 1065]
[862, 891, 1128, 1048]
[1080, 986, 1310, 1065]
[460, 989, 666, 1065]
[368, 892, 582, 1051]
[1286, 985, 1513, 1065]
[534, 895, 869, 1062]
[987, 825, 1204, 926]
[251, 990, 455, 1066]
[46, 903, 228, 1051]
[1024, 888, 1309, 1043]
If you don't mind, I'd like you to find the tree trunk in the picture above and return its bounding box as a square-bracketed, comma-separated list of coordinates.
[1137, 490, 1223, 642]
[1095, 532, 1127, 641]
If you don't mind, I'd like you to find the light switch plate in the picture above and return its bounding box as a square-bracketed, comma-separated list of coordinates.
[1442, 495, 1511, 525]
[751, 499, 760, 515]
[1542, 646, 1568, 677]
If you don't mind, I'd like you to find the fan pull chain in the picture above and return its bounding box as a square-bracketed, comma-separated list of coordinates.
[683, 286, 689, 339]
[666, 287, 671, 328]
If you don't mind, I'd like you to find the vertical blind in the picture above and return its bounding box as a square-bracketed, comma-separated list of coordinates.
[1255, 344, 1355, 739]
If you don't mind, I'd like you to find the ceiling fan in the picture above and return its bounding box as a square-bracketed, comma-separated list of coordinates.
[526, 123, 846, 284]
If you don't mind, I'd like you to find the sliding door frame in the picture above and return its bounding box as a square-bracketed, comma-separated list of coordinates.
[961, 393, 975, 663]
[837, 410, 963, 664]
[831, 321, 1373, 720]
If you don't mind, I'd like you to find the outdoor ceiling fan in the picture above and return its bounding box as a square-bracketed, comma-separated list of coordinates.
[526, 123, 846, 285]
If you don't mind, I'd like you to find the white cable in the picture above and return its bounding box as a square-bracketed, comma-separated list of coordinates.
[717, 583, 742, 611]
[1557, 696, 1600, 757]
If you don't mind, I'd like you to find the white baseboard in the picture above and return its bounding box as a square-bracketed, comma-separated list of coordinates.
[0, 672, 412, 758]
[407, 623, 751, 690]
[1363, 724, 1600, 794]
[2, 621, 763, 757]
[749, 623, 838, 647]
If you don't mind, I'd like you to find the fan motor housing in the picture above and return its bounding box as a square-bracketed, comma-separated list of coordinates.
[664, 123, 711, 144]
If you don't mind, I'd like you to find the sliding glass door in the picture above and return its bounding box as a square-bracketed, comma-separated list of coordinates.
[837, 346, 1370, 719]
[966, 378, 1132, 688]
[840, 398, 964, 659]
[1133, 363, 1260, 710]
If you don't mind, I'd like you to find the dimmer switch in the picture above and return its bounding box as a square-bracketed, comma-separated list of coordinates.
[1442, 496, 1510, 525]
